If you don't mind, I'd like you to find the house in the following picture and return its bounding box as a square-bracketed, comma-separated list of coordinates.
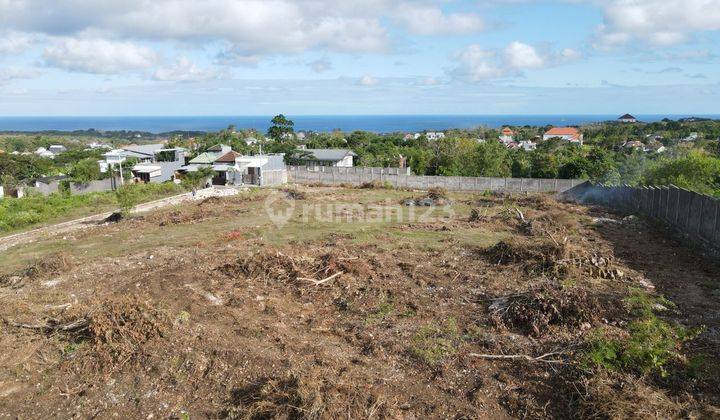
[518, 140, 537, 151]
[298, 149, 356, 167]
[407, 132, 445, 141]
[86, 141, 111, 150]
[623, 140, 646, 151]
[48, 145, 67, 155]
[543, 127, 584, 145]
[244, 137, 259, 146]
[618, 114, 638, 123]
[646, 142, 667, 154]
[34, 147, 56, 158]
[104, 143, 186, 184]
[681, 132, 699, 142]
[234, 154, 287, 186]
[425, 132, 445, 141]
[499, 127, 515, 143]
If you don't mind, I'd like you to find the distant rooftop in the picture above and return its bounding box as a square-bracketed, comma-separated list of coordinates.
[304, 149, 357, 162]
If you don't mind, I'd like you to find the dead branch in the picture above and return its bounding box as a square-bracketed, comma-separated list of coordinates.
[299, 271, 344, 286]
[469, 351, 566, 364]
[544, 229, 560, 247]
[4, 317, 90, 333]
[514, 207, 526, 223]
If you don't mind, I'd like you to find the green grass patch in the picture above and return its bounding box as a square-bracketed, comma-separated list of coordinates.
[410, 317, 461, 365]
[0, 182, 183, 234]
[582, 290, 702, 377]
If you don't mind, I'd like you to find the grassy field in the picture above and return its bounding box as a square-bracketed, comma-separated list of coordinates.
[0, 186, 718, 418]
[0, 183, 183, 235]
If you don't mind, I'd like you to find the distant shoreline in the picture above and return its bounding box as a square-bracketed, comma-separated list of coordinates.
[0, 114, 718, 135]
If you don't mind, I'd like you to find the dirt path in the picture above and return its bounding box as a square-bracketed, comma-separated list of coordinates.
[0, 186, 241, 253]
[593, 212, 720, 344]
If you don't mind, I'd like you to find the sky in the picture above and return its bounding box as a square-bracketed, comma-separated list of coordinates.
[0, 0, 719, 116]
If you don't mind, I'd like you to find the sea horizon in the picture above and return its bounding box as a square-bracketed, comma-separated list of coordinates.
[0, 114, 718, 134]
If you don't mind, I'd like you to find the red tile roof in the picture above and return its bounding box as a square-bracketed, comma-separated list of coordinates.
[545, 127, 580, 136]
[215, 151, 241, 163]
[501, 127, 514, 135]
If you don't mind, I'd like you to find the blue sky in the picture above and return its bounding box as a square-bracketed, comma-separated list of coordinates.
[0, 0, 718, 116]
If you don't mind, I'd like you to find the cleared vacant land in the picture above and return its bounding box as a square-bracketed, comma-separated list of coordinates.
[0, 186, 718, 418]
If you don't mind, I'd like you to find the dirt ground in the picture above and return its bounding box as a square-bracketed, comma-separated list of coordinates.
[0, 186, 718, 419]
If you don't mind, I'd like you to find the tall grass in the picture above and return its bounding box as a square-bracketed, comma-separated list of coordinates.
[0, 183, 182, 233]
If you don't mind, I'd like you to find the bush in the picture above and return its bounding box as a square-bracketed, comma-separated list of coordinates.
[582, 291, 701, 376]
[0, 182, 181, 232]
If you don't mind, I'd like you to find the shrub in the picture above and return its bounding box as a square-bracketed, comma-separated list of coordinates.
[582, 291, 701, 376]
[410, 318, 460, 365]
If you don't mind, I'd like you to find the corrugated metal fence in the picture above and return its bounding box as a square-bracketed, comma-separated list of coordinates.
[563, 182, 720, 248]
[287, 166, 583, 193]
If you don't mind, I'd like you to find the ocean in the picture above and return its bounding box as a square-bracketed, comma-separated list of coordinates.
[0, 115, 717, 134]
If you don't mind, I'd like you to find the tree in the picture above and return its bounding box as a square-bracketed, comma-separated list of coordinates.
[267, 114, 295, 141]
[69, 158, 101, 183]
[115, 184, 140, 216]
[180, 167, 215, 190]
[531, 152, 559, 178]
[642, 150, 720, 195]
[471, 140, 511, 177]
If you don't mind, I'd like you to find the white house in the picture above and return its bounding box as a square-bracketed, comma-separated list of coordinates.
[299, 149, 356, 167]
[618, 114, 638, 123]
[499, 127, 515, 143]
[519, 140, 537, 151]
[34, 147, 55, 158]
[682, 132, 699, 142]
[543, 127, 584, 145]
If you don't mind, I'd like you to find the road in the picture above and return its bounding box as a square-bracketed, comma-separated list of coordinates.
[0, 187, 240, 253]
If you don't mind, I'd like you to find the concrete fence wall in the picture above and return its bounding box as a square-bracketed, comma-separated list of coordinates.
[287, 166, 584, 193]
[563, 182, 720, 249]
[69, 178, 116, 195]
[261, 170, 288, 187]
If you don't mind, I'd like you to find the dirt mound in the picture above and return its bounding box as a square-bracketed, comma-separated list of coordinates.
[199, 196, 222, 206]
[87, 297, 167, 369]
[483, 240, 569, 275]
[488, 284, 611, 337]
[222, 376, 314, 419]
[104, 212, 124, 224]
[281, 187, 307, 200]
[217, 248, 375, 286]
[1, 252, 73, 288]
[359, 180, 391, 189]
[577, 371, 691, 419]
[156, 209, 205, 226]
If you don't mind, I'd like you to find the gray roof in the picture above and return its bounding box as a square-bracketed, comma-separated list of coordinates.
[304, 149, 356, 162]
[122, 143, 166, 157]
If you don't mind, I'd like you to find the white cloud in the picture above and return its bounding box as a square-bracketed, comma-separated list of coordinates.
[0, 67, 41, 84]
[309, 58, 332, 73]
[560, 48, 581, 60]
[153, 57, 225, 82]
[597, 0, 720, 46]
[42, 38, 160, 74]
[0, 0, 393, 56]
[358, 75, 379, 86]
[450, 45, 505, 81]
[393, 3, 484, 35]
[0, 31, 37, 54]
[504, 41, 544, 69]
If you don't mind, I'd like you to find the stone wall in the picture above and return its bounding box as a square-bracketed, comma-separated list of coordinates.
[563, 182, 720, 249]
[287, 166, 583, 193]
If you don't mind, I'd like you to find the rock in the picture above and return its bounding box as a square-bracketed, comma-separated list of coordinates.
[402, 199, 416, 206]
[41, 279, 62, 288]
[418, 198, 435, 207]
[652, 303, 669, 312]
